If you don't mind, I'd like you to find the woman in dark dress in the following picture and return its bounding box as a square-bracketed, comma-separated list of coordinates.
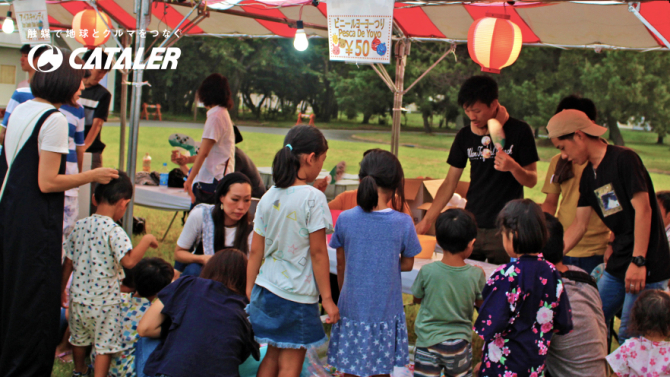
[0, 49, 117, 376]
[138, 249, 259, 377]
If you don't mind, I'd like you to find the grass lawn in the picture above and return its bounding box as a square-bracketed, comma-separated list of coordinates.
[114, 109, 457, 133]
[52, 123, 645, 375]
[353, 128, 670, 171]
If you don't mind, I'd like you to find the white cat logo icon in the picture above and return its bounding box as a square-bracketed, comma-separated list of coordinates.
[28, 44, 63, 73]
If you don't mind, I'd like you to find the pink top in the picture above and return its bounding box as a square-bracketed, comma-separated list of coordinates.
[607, 336, 670, 377]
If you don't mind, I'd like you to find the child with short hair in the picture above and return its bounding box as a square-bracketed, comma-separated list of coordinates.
[108, 257, 174, 377]
[61, 171, 158, 377]
[474, 199, 573, 377]
[412, 208, 486, 377]
[246, 125, 339, 376]
[607, 289, 670, 376]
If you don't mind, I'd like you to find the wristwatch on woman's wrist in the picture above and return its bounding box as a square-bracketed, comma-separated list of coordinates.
[631, 256, 647, 267]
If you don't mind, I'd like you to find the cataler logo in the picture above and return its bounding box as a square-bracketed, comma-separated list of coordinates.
[28, 44, 64, 72]
[28, 45, 181, 71]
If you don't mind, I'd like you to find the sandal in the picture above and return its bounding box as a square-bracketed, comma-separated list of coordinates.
[56, 350, 73, 363]
[72, 365, 93, 377]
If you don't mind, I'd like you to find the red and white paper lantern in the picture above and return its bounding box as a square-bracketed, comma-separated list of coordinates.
[72, 9, 112, 49]
[467, 15, 523, 74]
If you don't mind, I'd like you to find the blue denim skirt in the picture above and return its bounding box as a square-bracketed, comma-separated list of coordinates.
[247, 285, 327, 349]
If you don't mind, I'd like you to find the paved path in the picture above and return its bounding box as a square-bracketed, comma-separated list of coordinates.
[105, 120, 381, 142]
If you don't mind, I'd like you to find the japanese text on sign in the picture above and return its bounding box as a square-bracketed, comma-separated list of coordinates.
[327, 0, 394, 64]
[13, 0, 51, 44]
[25, 29, 182, 40]
[328, 15, 392, 63]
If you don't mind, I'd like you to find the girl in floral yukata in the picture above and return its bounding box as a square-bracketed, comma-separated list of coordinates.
[474, 199, 573, 377]
[607, 289, 670, 377]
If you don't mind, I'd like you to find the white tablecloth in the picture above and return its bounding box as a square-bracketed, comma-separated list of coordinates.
[327, 247, 499, 295]
[134, 185, 192, 211]
[134, 185, 261, 221]
[258, 167, 359, 200]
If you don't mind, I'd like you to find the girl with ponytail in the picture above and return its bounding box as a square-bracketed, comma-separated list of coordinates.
[246, 125, 339, 376]
[327, 149, 422, 377]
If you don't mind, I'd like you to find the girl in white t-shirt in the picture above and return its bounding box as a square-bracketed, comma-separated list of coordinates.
[175, 172, 253, 276]
[247, 125, 340, 376]
[183, 73, 236, 206]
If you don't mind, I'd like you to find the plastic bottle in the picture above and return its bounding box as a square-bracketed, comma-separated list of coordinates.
[159, 162, 169, 189]
[142, 153, 152, 172]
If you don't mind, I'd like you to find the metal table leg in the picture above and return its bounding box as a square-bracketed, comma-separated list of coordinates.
[161, 211, 179, 242]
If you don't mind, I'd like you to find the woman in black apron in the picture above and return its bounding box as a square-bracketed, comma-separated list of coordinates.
[0, 50, 118, 376]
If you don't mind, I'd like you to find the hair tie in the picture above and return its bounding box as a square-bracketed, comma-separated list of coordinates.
[285, 144, 293, 151]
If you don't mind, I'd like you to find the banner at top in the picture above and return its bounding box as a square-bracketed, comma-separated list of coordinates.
[13, 0, 51, 44]
[327, 0, 394, 64]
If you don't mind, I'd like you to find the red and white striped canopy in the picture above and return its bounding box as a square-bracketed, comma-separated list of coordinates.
[26, 1, 670, 49]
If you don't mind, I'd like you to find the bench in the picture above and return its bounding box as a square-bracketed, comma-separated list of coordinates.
[295, 112, 315, 126]
[142, 103, 162, 121]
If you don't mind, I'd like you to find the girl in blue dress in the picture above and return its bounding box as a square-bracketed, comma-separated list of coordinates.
[327, 149, 422, 376]
[475, 199, 573, 377]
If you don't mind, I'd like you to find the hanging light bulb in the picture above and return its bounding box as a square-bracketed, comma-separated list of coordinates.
[293, 20, 308, 51]
[2, 11, 15, 34]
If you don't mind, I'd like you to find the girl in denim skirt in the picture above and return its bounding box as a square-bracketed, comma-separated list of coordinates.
[247, 125, 340, 376]
[327, 149, 422, 376]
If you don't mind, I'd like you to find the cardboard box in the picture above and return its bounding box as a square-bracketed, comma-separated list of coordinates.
[404, 179, 469, 235]
[404, 178, 430, 224]
[416, 180, 469, 212]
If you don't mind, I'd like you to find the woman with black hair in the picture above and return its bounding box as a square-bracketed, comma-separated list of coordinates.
[0, 49, 118, 376]
[139, 249, 260, 377]
[175, 172, 253, 276]
[183, 73, 236, 205]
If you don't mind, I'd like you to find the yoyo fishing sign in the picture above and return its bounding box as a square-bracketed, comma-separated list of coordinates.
[327, 0, 394, 64]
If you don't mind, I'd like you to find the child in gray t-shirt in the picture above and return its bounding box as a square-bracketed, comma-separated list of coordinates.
[412, 209, 486, 377]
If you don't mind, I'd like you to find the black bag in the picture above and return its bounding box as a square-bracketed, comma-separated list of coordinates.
[192, 159, 229, 205]
[234, 125, 243, 144]
[115, 216, 146, 235]
[193, 182, 217, 205]
[168, 168, 187, 188]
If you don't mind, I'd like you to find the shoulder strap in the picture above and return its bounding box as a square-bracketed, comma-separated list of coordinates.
[223, 158, 229, 176]
[561, 270, 598, 291]
[0, 108, 58, 202]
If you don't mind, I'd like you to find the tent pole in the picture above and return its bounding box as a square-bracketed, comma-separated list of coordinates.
[119, 31, 129, 170]
[628, 2, 670, 49]
[391, 39, 410, 156]
[122, 0, 151, 236]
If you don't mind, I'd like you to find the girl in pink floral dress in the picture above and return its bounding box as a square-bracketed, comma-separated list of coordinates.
[475, 200, 573, 377]
[607, 289, 670, 377]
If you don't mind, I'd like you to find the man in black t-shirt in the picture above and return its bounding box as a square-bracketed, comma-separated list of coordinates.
[80, 50, 111, 169]
[80, 50, 112, 212]
[548, 109, 670, 343]
[416, 76, 539, 264]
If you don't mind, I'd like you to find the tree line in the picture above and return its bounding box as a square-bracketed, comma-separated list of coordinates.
[125, 37, 670, 145]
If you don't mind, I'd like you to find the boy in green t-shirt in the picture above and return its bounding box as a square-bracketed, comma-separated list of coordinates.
[412, 208, 486, 377]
